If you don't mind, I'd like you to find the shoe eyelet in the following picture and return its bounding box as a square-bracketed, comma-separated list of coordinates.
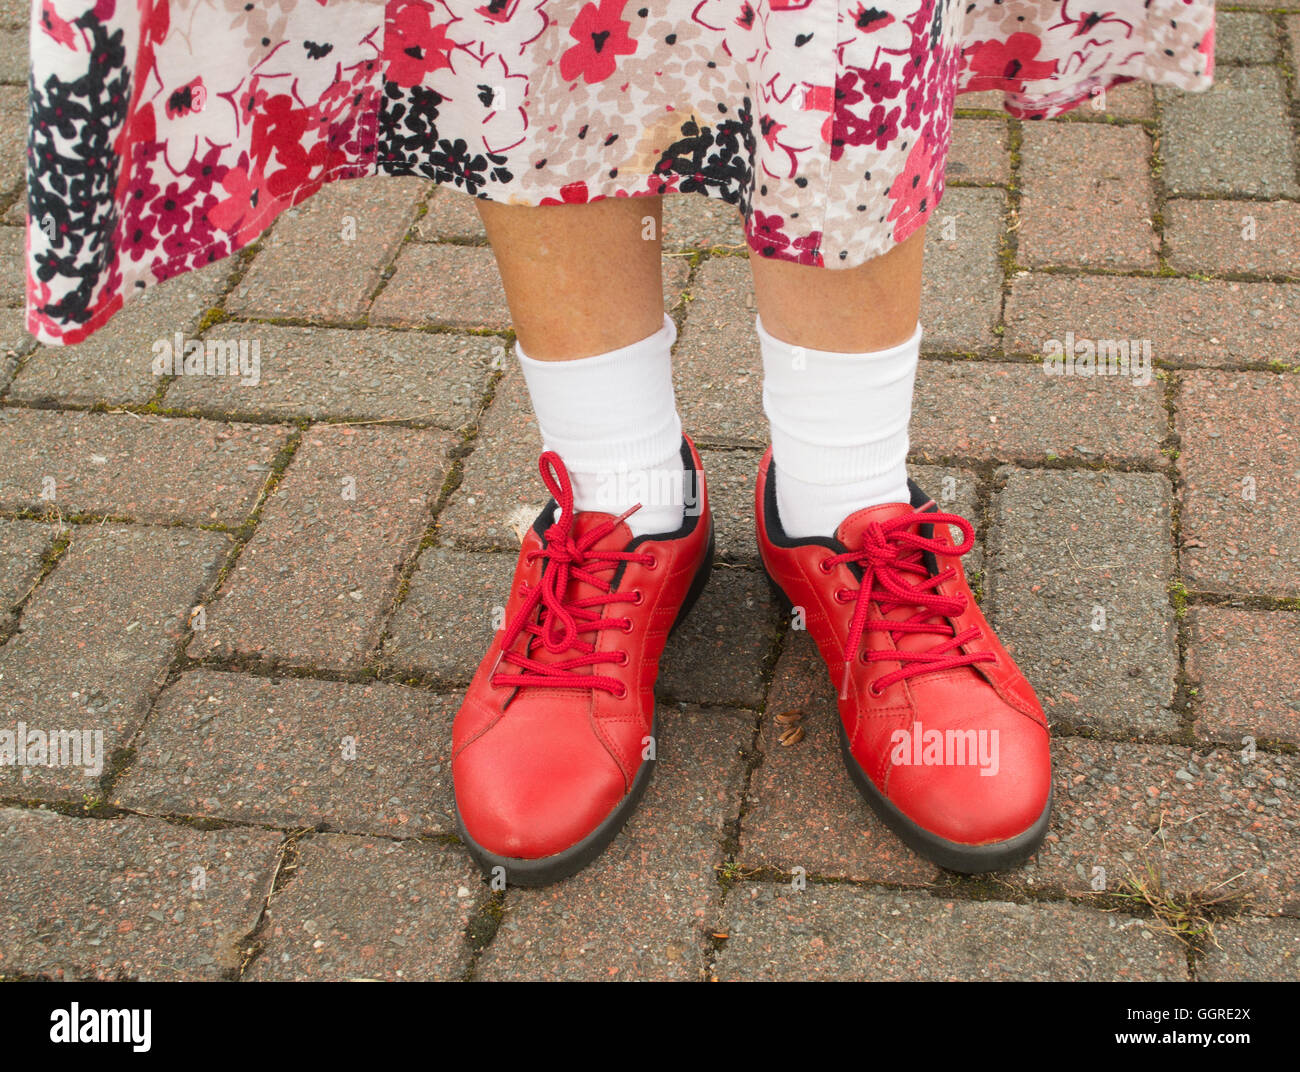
[619, 618, 634, 634]
[867, 680, 884, 698]
[630, 589, 644, 606]
[834, 588, 851, 604]
[616, 651, 629, 666]
[644, 555, 659, 571]
[818, 558, 834, 574]
[612, 683, 628, 700]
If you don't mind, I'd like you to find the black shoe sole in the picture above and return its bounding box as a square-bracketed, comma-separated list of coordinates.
[455, 523, 716, 888]
[763, 566, 1051, 874]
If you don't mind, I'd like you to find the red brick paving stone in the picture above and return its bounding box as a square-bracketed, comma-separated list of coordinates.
[0, 526, 229, 801]
[921, 188, 1005, 354]
[739, 630, 942, 885]
[475, 704, 751, 981]
[115, 671, 459, 837]
[0, 808, 282, 980]
[381, 548, 516, 682]
[984, 468, 1179, 736]
[713, 886, 1186, 980]
[413, 184, 487, 242]
[0, 225, 21, 305]
[912, 358, 1166, 465]
[1159, 68, 1299, 198]
[1165, 200, 1300, 277]
[0, 86, 25, 194]
[1004, 275, 1300, 366]
[674, 256, 764, 446]
[659, 566, 781, 708]
[1021, 738, 1299, 916]
[374, 240, 690, 331]
[226, 176, 429, 322]
[662, 192, 746, 251]
[1176, 371, 1300, 597]
[0, 308, 35, 391]
[1215, 11, 1280, 64]
[163, 323, 496, 427]
[247, 834, 480, 980]
[1061, 80, 1153, 120]
[0, 519, 61, 613]
[189, 424, 451, 669]
[0, 409, 289, 524]
[1187, 607, 1300, 748]
[1197, 917, 1300, 981]
[1018, 123, 1157, 270]
[945, 118, 1009, 186]
[1290, 16, 1300, 67]
[8, 261, 233, 405]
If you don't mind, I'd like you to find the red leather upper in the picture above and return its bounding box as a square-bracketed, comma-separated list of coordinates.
[453, 439, 712, 860]
[755, 448, 1051, 847]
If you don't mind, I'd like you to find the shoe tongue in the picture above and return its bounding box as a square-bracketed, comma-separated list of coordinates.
[563, 509, 634, 552]
[834, 499, 923, 549]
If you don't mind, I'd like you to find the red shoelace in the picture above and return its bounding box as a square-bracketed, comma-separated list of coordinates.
[491, 451, 653, 698]
[825, 508, 995, 699]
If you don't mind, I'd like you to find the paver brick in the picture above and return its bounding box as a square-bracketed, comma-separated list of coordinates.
[1215, 12, 1280, 63]
[0, 87, 26, 195]
[1005, 274, 1300, 367]
[0, 225, 21, 306]
[0, 525, 229, 800]
[1018, 123, 1157, 269]
[911, 357, 1166, 465]
[413, 185, 487, 242]
[1176, 371, 1300, 597]
[189, 424, 451, 669]
[0, 808, 282, 980]
[227, 176, 429, 321]
[713, 886, 1186, 981]
[1197, 916, 1300, 981]
[116, 670, 459, 836]
[921, 187, 1005, 353]
[945, 118, 1009, 186]
[248, 834, 480, 981]
[163, 323, 496, 427]
[1159, 68, 1298, 198]
[8, 261, 232, 405]
[0, 518, 61, 619]
[475, 704, 751, 980]
[0, 408, 289, 525]
[0, 28, 24, 84]
[1025, 738, 1298, 916]
[1165, 200, 1300, 277]
[662, 192, 746, 251]
[1187, 607, 1300, 747]
[985, 468, 1178, 736]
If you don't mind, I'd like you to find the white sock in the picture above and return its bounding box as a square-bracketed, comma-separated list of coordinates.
[516, 313, 686, 537]
[758, 315, 921, 540]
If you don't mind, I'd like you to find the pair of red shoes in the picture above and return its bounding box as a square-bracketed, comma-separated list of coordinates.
[452, 437, 1052, 886]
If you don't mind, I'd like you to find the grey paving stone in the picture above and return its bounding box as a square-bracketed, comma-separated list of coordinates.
[1187, 606, 1300, 747]
[8, 261, 233, 405]
[659, 565, 780, 708]
[698, 447, 764, 565]
[0, 308, 34, 392]
[1197, 917, 1300, 981]
[740, 629, 943, 886]
[413, 184, 487, 242]
[0, 86, 24, 196]
[381, 548, 515, 683]
[0, 808, 282, 980]
[1176, 371, 1300, 598]
[662, 192, 745, 251]
[1026, 739, 1299, 916]
[116, 670, 458, 837]
[921, 187, 1005, 353]
[1165, 200, 1300, 277]
[189, 424, 451, 669]
[227, 176, 429, 321]
[0, 225, 21, 306]
[0, 408, 289, 525]
[984, 469, 1178, 736]
[945, 117, 1010, 186]
[1005, 274, 1300, 367]
[163, 323, 496, 427]
[0, 525, 229, 800]
[0, 28, 24, 84]
[1215, 12, 1279, 64]
[713, 886, 1186, 980]
[475, 704, 751, 980]
[248, 834, 480, 981]
[1160, 68, 1299, 198]
[912, 358, 1167, 466]
[0, 518, 61, 617]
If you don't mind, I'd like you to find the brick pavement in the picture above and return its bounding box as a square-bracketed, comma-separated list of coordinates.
[1, 11, 1298, 980]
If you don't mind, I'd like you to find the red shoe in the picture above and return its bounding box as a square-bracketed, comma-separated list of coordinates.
[755, 450, 1051, 873]
[453, 438, 713, 886]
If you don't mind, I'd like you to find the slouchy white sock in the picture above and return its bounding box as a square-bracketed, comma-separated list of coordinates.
[758, 315, 921, 539]
[516, 313, 686, 537]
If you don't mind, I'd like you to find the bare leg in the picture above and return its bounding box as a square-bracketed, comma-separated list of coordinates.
[475, 196, 664, 360]
[748, 225, 926, 351]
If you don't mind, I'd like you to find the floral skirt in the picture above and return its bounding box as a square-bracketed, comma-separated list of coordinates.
[26, 0, 1215, 345]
